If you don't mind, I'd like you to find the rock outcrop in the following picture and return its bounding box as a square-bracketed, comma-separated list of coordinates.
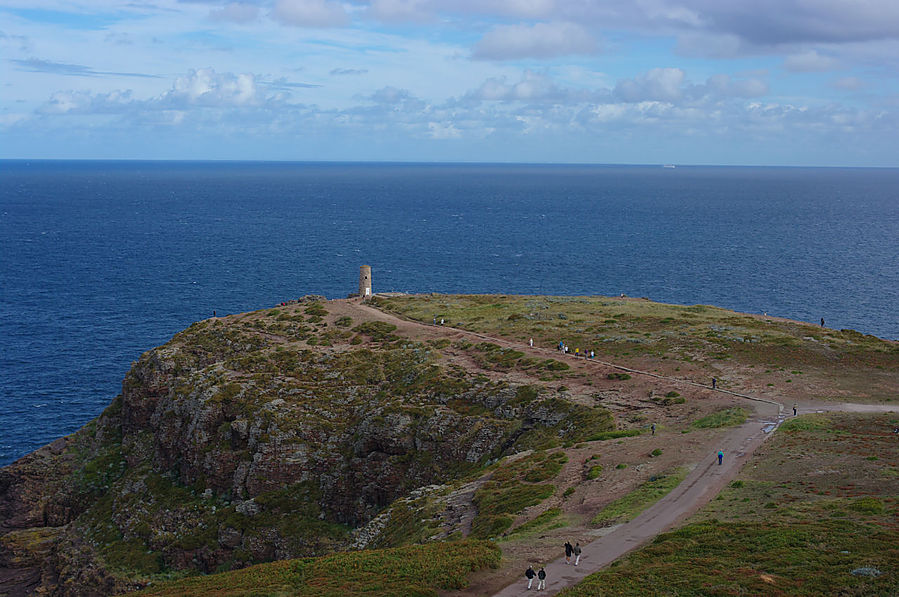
[0, 300, 613, 595]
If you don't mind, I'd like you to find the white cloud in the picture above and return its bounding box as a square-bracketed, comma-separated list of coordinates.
[209, 3, 261, 24]
[164, 68, 262, 106]
[271, 0, 349, 27]
[427, 121, 461, 138]
[473, 22, 598, 60]
[369, 0, 433, 23]
[704, 73, 768, 98]
[831, 76, 864, 90]
[615, 68, 685, 103]
[466, 71, 569, 102]
[783, 50, 840, 72]
[369, 86, 414, 104]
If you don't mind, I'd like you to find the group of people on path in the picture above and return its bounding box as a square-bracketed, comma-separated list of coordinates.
[557, 341, 595, 360]
[523, 542, 582, 590]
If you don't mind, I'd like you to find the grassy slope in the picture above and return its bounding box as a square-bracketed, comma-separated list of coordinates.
[559, 412, 899, 596]
[137, 540, 500, 597]
[590, 467, 688, 526]
[373, 294, 899, 402]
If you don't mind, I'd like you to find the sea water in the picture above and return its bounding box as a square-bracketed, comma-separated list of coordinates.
[1, 161, 897, 465]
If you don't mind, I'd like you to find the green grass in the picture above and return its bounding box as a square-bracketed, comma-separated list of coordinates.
[591, 468, 688, 526]
[584, 429, 641, 442]
[138, 540, 500, 597]
[501, 508, 567, 541]
[371, 293, 899, 402]
[575, 412, 899, 596]
[586, 465, 603, 480]
[691, 407, 748, 429]
[780, 414, 832, 432]
[469, 452, 565, 539]
[559, 517, 898, 597]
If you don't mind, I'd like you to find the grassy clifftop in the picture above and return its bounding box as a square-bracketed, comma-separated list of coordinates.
[374, 294, 899, 402]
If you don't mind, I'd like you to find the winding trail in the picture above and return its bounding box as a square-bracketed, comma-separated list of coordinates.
[338, 298, 899, 597]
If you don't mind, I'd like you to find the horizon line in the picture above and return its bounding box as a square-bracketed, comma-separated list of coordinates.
[2, 158, 897, 170]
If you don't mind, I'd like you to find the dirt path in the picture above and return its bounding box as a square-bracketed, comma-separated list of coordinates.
[490, 405, 781, 596]
[337, 298, 899, 596]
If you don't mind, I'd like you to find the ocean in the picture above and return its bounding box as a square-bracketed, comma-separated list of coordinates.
[1, 161, 897, 466]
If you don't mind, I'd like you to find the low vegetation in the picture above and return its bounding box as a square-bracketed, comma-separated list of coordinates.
[691, 407, 748, 429]
[591, 468, 688, 526]
[373, 294, 899, 401]
[138, 540, 501, 597]
[470, 451, 566, 539]
[565, 412, 899, 595]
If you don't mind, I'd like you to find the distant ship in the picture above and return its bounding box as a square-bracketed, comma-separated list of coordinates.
[663, 164, 676, 169]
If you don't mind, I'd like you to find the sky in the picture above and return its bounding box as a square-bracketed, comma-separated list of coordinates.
[1, 0, 898, 165]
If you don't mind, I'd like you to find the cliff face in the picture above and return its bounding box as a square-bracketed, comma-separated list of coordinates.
[0, 300, 611, 595]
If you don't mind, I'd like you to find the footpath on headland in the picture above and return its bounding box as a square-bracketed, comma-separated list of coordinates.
[343, 298, 899, 597]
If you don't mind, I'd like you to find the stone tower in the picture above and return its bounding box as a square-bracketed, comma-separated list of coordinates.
[359, 265, 372, 298]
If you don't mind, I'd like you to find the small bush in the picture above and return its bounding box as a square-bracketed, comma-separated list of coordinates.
[352, 321, 398, 341]
[334, 316, 352, 327]
[607, 372, 632, 381]
[650, 448, 663, 457]
[586, 465, 603, 480]
[848, 497, 884, 515]
[691, 408, 747, 429]
[585, 429, 640, 442]
[665, 391, 680, 398]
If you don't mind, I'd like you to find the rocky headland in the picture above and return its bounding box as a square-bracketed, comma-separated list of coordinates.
[0, 296, 612, 595]
[2, 293, 897, 596]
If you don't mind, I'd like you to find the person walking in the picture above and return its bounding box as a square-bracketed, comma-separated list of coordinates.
[529, 338, 534, 347]
[717, 450, 724, 465]
[564, 541, 573, 564]
[525, 566, 536, 589]
[574, 542, 582, 565]
[712, 377, 717, 389]
[793, 404, 797, 416]
[821, 317, 825, 327]
[537, 567, 546, 590]
[651, 423, 656, 436]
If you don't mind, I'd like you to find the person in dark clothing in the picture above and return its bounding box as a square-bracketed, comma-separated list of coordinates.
[793, 404, 798, 416]
[525, 566, 536, 589]
[651, 423, 656, 436]
[717, 450, 724, 465]
[712, 377, 717, 389]
[821, 318, 825, 327]
[537, 567, 546, 590]
[564, 541, 573, 564]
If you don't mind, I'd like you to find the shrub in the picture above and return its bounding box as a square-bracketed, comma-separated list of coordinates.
[585, 429, 640, 442]
[351, 321, 398, 341]
[691, 408, 747, 429]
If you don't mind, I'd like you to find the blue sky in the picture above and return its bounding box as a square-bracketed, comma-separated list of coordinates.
[1, 0, 898, 165]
